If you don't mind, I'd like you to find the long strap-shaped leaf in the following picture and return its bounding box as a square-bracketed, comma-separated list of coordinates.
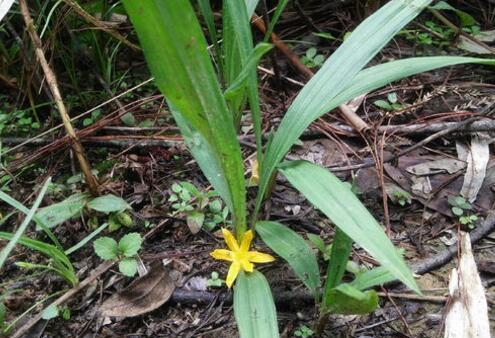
[279, 161, 419, 293]
[254, 0, 432, 218]
[123, 1, 247, 233]
[234, 270, 280, 338]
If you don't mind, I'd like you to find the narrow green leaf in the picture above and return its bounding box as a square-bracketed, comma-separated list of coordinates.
[65, 222, 108, 256]
[118, 232, 142, 257]
[0, 178, 51, 269]
[256, 221, 320, 298]
[263, 0, 290, 42]
[36, 193, 88, 229]
[87, 194, 130, 213]
[119, 257, 138, 277]
[234, 270, 280, 338]
[94, 237, 119, 260]
[323, 284, 378, 315]
[350, 266, 397, 291]
[123, 0, 246, 234]
[255, 0, 433, 219]
[279, 161, 419, 293]
[323, 228, 352, 293]
[224, 42, 273, 99]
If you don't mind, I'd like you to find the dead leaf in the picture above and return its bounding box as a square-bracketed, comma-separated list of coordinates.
[406, 159, 466, 176]
[458, 133, 490, 203]
[444, 232, 490, 338]
[100, 263, 175, 317]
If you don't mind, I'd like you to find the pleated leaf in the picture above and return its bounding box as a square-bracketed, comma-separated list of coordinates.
[255, 0, 433, 217]
[256, 221, 320, 298]
[123, 1, 246, 232]
[234, 270, 280, 338]
[279, 161, 419, 293]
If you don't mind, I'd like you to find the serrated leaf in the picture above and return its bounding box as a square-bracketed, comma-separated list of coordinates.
[323, 283, 378, 315]
[256, 221, 320, 298]
[234, 270, 280, 338]
[87, 194, 130, 213]
[119, 257, 138, 277]
[118, 233, 142, 257]
[94, 237, 119, 260]
[41, 304, 59, 320]
[279, 161, 419, 293]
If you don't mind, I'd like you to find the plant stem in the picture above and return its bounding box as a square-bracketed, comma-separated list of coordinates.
[18, 0, 99, 196]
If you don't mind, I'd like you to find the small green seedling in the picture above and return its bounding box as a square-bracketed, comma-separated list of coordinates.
[307, 233, 332, 261]
[448, 196, 478, 229]
[169, 182, 229, 233]
[294, 325, 314, 338]
[394, 191, 412, 206]
[82, 109, 102, 127]
[41, 304, 71, 321]
[206, 271, 224, 287]
[108, 211, 134, 232]
[301, 47, 325, 68]
[94, 232, 142, 277]
[374, 92, 404, 111]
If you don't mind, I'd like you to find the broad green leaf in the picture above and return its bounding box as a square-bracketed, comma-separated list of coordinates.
[279, 161, 419, 293]
[255, 0, 434, 219]
[323, 283, 378, 315]
[256, 221, 320, 298]
[41, 304, 59, 320]
[87, 194, 130, 213]
[245, 0, 259, 17]
[0, 188, 62, 248]
[350, 266, 397, 291]
[323, 228, 352, 295]
[172, 110, 232, 213]
[430, 1, 477, 27]
[119, 257, 138, 277]
[36, 193, 88, 229]
[94, 237, 119, 260]
[0, 178, 50, 270]
[118, 232, 142, 257]
[123, 1, 246, 235]
[234, 270, 279, 338]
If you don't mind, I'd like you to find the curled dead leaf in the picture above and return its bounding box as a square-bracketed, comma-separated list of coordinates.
[100, 262, 175, 317]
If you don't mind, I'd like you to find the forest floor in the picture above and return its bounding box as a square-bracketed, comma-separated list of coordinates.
[1, 1, 495, 337]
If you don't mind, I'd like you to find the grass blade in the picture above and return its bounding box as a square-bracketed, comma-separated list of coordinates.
[256, 221, 320, 298]
[123, 1, 246, 234]
[0, 178, 51, 270]
[255, 0, 433, 219]
[323, 228, 352, 291]
[279, 161, 419, 293]
[234, 270, 280, 338]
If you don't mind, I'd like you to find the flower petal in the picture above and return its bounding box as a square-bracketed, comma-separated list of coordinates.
[247, 251, 275, 263]
[240, 230, 254, 252]
[226, 261, 240, 288]
[221, 228, 239, 252]
[240, 258, 254, 272]
[210, 249, 234, 262]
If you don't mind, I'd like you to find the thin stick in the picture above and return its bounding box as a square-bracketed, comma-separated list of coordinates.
[19, 0, 99, 196]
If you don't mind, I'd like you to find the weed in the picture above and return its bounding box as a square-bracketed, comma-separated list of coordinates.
[394, 191, 412, 206]
[294, 325, 314, 338]
[206, 271, 224, 288]
[374, 92, 404, 111]
[301, 47, 325, 68]
[94, 232, 142, 277]
[448, 196, 478, 229]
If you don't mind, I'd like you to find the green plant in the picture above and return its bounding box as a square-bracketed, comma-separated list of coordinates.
[301, 47, 325, 68]
[94, 232, 142, 277]
[374, 92, 404, 111]
[82, 108, 102, 127]
[448, 196, 478, 229]
[122, 0, 495, 336]
[169, 181, 229, 232]
[207, 271, 224, 287]
[294, 325, 314, 338]
[394, 190, 412, 206]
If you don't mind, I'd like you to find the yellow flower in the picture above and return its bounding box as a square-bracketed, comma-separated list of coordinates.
[210, 228, 275, 288]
